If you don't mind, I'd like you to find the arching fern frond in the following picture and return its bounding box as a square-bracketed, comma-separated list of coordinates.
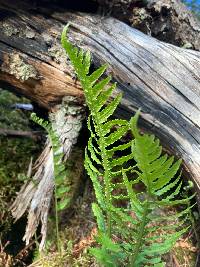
[61, 25, 193, 267]
[62, 25, 131, 228]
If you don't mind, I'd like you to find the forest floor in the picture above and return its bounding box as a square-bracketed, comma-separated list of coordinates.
[0, 89, 199, 267]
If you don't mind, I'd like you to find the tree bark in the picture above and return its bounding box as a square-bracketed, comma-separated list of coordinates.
[0, 1, 200, 191]
[10, 96, 85, 250]
[95, 0, 200, 51]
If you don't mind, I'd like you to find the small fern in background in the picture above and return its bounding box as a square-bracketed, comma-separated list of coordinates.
[61, 25, 193, 266]
[31, 113, 70, 251]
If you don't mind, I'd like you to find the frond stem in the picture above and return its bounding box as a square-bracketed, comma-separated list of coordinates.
[129, 201, 149, 266]
[86, 94, 112, 237]
[54, 184, 61, 253]
[94, 114, 112, 237]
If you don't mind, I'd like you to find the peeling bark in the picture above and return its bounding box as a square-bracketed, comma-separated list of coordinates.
[10, 96, 85, 250]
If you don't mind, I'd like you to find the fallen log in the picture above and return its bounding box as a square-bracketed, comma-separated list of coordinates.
[95, 0, 200, 51]
[0, 1, 199, 188]
[0, 0, 200, 248]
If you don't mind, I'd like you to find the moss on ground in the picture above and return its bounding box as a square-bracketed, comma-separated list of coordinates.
[0, 88, 41, 188]
[0, 89, 42, 266]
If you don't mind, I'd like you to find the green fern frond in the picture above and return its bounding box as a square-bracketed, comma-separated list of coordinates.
[122, 112, 192, 266]
[31, 113, 71, 211]
[61, 25, 193, 267]
[62, 25, 132, 235]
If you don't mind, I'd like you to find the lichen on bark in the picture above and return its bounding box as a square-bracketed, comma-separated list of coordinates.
[1, 53, 39, 82]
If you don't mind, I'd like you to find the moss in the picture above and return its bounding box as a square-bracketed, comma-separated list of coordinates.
[0, 89, 42, 249]
[0, 89, 32, 130]
[0, 89, 39, 183]
[0, 137, 40, 185]
[0, 89, 42, 182]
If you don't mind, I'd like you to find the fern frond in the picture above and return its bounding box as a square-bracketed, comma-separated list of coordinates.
[124, 112, 193, 266]
[102, 119, 128, 136]
[88, 137, 102, 165]
[130, 113, 182, 195]
[62, 24, 131, 237]
[31, 113, 70, 211]
[62, 25, 193, 267]
[93, 76, 112, 97]
[85, 150, 105, 210]
[92, 203, 106, 233]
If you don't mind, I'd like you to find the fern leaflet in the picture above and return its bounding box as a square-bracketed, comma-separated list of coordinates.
[61, 25, 193, 267]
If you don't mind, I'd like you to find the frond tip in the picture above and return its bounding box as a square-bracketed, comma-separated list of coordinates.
[61, 24, 193, 267]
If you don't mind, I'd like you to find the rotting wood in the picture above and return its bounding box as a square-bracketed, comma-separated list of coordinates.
[10, 96, 85, 250]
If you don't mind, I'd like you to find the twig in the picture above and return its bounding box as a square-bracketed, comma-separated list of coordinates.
[0, 128, 42, 139]
[172, 254, 180, 267]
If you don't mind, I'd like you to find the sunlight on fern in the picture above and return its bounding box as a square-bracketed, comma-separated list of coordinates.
[61, 24, 194, 267]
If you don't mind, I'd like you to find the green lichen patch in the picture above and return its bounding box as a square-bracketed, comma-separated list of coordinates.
[48, 44, 66, 64]
[2, 21, 35, 39]
[2, 22, 19, 37]
[22, 28, 36, 39]
[48, 43, 71, 69]
[1, 53, 39, 82]
[48, 44, 76, 78]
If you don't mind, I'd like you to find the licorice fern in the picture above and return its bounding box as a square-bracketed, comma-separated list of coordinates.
[61, 25, 193, 266]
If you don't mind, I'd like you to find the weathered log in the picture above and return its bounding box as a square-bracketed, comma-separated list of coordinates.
[94, 0, 200, 51]
[0, 1, 200, 193]
[0, 1, 83, 109]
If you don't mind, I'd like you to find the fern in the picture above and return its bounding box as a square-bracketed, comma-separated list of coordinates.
[61, 25, 193, 266]
[31, 114, 66, 200]
[31, 113, 69, 250]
